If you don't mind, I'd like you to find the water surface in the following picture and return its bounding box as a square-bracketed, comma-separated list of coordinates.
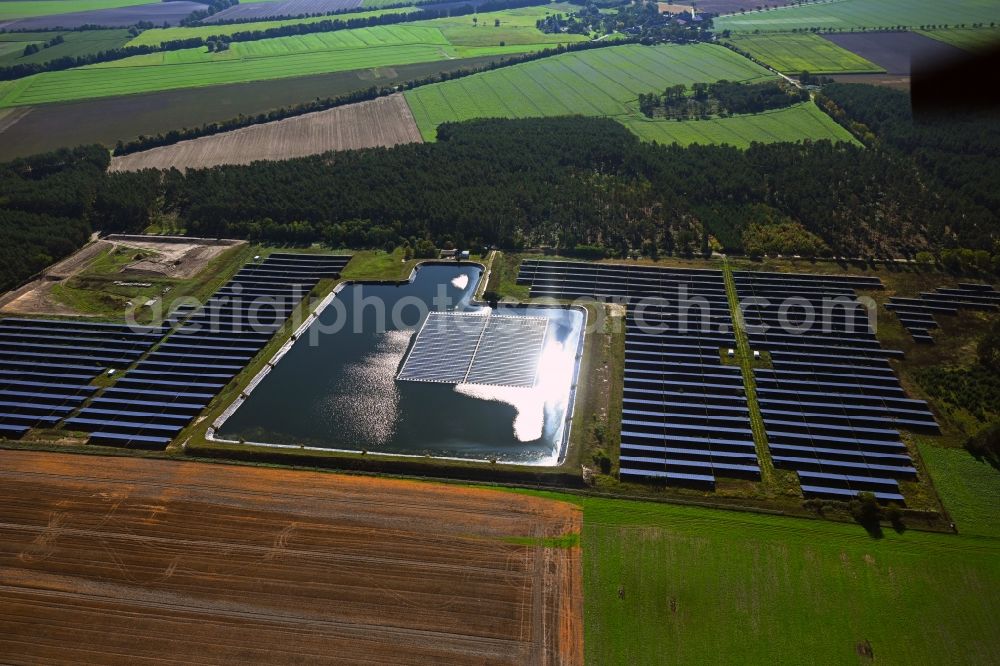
[217, 264, 584, 465]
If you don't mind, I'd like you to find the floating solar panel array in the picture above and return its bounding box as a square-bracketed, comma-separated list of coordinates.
[0, 318, 165, 440]
[517, 259, 758, 489]
[734, 271, 938, 504]
[397, 312, 548, 388]
[66, 253, 351, 449]
[887, 282, 999, 344]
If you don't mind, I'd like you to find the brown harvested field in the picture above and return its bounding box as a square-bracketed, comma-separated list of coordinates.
[658, 3, 694, 14]
[0, 450, 583, 665]
[111, 94, 422, 172]
[830, 73, 911, 90]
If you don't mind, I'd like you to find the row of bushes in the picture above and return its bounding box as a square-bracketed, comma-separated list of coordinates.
[915, 248, 1000, 275]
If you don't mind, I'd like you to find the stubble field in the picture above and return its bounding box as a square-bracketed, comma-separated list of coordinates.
[110, 93, 422, 171]
[0, 450, 583, 664]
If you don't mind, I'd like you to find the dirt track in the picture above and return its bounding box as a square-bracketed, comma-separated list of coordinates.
[0, 450, 583, 665]
[0, 239, 110, 316]
[110, 94, 422, 172]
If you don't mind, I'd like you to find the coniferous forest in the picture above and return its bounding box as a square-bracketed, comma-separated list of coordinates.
[1, 84, 998, 293]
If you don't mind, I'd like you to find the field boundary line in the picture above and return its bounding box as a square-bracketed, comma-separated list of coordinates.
[722, 258, 774, 484]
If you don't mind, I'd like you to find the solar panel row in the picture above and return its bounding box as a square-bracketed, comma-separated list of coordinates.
[734, 271, 938, 504]
[71, 254, 352, 450]
[517, 259, 760, 489]
[397, 313, 549, 388]
[887, 283, 998, 343]
[0, 318, 165, 440]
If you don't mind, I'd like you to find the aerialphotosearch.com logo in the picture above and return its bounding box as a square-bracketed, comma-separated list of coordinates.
[126, 282, 878, 340]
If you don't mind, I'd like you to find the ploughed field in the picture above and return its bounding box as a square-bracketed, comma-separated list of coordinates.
[110, 93, 422, 171]
[0, 450, 583, 664]
[822, 31, 967, 76]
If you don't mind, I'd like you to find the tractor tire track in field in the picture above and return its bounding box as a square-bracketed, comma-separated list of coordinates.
[110, 93, 422, 172]
[0, 449, 583, 665]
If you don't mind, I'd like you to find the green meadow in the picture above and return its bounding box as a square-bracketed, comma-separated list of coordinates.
[715, 0, 1000, 33]
[0, 29, 132, 66]
[527, 491, 1000, 665]
[726, 32, 884, 74]
[920, 27, 1000, 53]
[622, 101, 856, 148]
[404, 43, 855, 146]
[918, 440, 1000, 539]
[420, 3, 588, 47]
[124, 8, 418, 47]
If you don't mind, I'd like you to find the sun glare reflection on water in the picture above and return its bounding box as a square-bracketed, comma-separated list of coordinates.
[216, 265, 585, 465]
[321, 329, 412, 446]
[453, 336, 575, 464]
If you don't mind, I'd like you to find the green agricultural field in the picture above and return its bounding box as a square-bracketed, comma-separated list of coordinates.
[0, 13, 581, 107]
[361, 0, 418, 7]
[0, 0, 150, 20]
[524, 491, 1000, 664]
[0, 29, 132, 66]
[622, 101, 856, 147]
[404, 43, 855, 146]
[715, 0, 1000, 33]
[920, 27, 1000, 52]
[918, 440, 1000, 538]
[726, 32, 884, 74]
[421, 3, 587, 47]
[124, 8, 418, 47]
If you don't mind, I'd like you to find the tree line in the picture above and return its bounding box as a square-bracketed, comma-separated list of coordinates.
[819, 83, 999, 254]
[0, 0, 545, 81]
[0, 147, 160, 292]
[3, 83, 998, 292]
[150, 113, 981, 261]
[639, 80, 807, 119]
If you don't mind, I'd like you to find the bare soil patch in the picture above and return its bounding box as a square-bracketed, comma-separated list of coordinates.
[0, 239, 110, 316]
[0, 450, 583, 665]
[658, 3, 694, 14]
[0, 107, 32, 137]
[823, 31, 965, 75]
[0, 236, 244, 316]
[830, 73, 911, 90]
[108, 235, 245, 279]
[111, 94, 423, 172]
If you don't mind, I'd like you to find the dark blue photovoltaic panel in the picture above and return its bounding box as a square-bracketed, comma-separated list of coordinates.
[888, 283, 998, 343]
[0, 318, 167, 436]
[517, 259, 759, 488]
[734, 271, 938, 504]
[69, 253, 352, 449]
